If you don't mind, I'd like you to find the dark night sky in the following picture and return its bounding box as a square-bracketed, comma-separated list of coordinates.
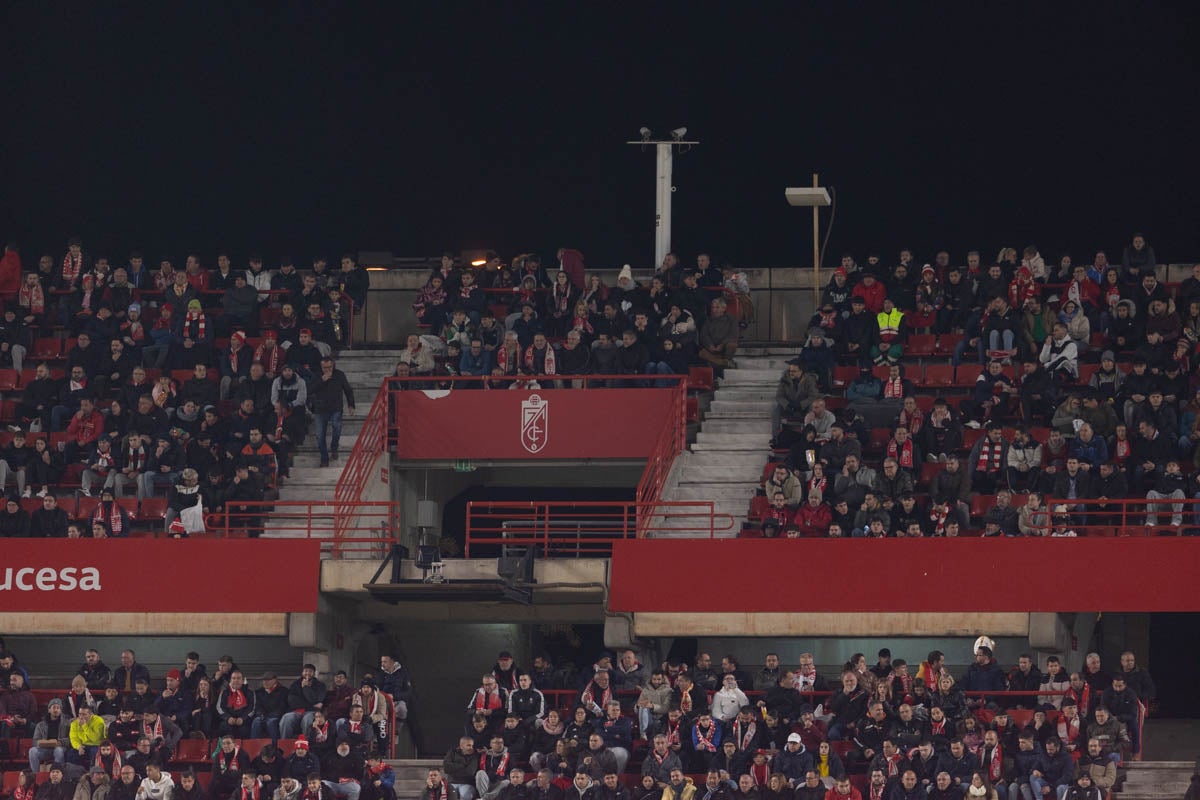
[2, 3, 1197, 269]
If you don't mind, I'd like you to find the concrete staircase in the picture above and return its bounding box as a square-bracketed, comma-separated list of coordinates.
[384, 758, 444, 796]
[1116, 761, 1196, 799]
[655, 348, 795, 537]
[262, 349, 401, 546]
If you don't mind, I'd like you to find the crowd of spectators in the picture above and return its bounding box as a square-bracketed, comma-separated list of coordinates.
[440, 643, 1155, 800]
[762, 235, 1200, 536]
[407, 252, 752, 386]
[0, 641, 412, 800]
[0, 240, 365, 536]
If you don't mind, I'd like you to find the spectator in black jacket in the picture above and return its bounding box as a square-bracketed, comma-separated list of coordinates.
[0, 496, 30, 537]
[16, 363, 60, 432]
[282, 665, 327, 740]
[31, 493, 69, 537]
[310, 358, 355, 468]
[0, 430, 34, 499]
[254, 672, 290, 741]
[112, 650, 152, 693]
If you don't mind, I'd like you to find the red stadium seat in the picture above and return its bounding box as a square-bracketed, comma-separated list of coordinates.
[923, 364, 955, 387]
[31, 338, 63, 360]
[905, 334, 936, 357]
[872, 365, 891, 382]
[0, 369, 18, 391]
[952, 365, 981, 389]
[138, 497, 169, 521]
[747, 495, 770, 521]
[1078, 363, 1099, 386]
[970, 494, 997, 519]
[176, 738, 210, 764]
[919, 462, 946, 487]
[76, 497, 100, 520]
[933, 334, 963, 359]
[961, 428, 985, 451]
[832, 365, 858, 389]
[238, 739, 272, 760]
[687, 366, 714, 393]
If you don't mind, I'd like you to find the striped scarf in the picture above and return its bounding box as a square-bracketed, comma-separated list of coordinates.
[976, 441, 1003, 473]
[62, 252, 83, 287]
[93, 501, 124, 536]
[19, 282, 44, 314]
[184, 311, 206, 340]
[255, 343, 282, 375]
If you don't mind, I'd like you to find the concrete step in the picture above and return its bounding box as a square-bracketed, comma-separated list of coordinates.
[1125, 762, 1196, 769]
[690, 441, 772, 452]
[695, 431, 773, 443]
[1118, 781, 1192, 793]
[670, 484, 755, 503]
[681, 451, 770, 466]
[675, 464, 765, 482]
[700, 419, 775, 434]
[721, 368, 783, 382]
[737, 347, 802, 357]
[709, 399, 777, 412]
[712, 389, 777, 402]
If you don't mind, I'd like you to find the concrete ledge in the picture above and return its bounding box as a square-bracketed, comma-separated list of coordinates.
[632, 612, 1031, 638]
[0, 613, 288, 636]
[321, 558, 609, 595]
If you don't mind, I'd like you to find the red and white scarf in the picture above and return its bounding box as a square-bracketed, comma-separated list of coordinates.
[887, 438, 914, 468]
[426, 782, 449, 800]
[882, 752, 904, 778]
[694, 722, 718, 752]
[68, 689, 95, 718]
[663, 717, 682, 748]
[13, 784, 34, 800]
[899, 407, 923, 434]
[126, 441, 147, 472]
[97, 750, 123, 780]
[480, 750, 510, 777]
[749, 759, 770, 786]
[1057, 715, 1080, 749]
[255, 343, 282, 375]
[733, 719, 757, 750]
[582, 680, 612, 711]
[572, 314, 594, 335]
[868, 785, 885, 800]
[217, 746, 242, 774]
[976, 442, 1003, 473]
[226, 688, 248, 710]
[142, 715, 162, 743]
[981, 745, 1002, 782]
[62, 252, 83, 287]
[929, 717, 947, 737]
[474, 687, 503, 712]
[19, 282, 45, 314]
[806, 476, 827, 498]
[185, 311, 206, 340]
[1065, 684, 1090, 718]
[95, 501, 123, 535]
[524, 345, 557, 375]
[239, 786, 260, 800]
[796, 666, 818, 693]
[883, 377, 904, 399]
[311, 721, 329, 743]
[930, 505, 950, 537]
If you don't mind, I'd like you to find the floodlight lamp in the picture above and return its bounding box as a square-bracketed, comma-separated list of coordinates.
[671, 127, 687, 141]
[639, 127, 652, 142]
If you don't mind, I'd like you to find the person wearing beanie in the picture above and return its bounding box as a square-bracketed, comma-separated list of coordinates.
[284, 738, 321, 782]
[42, 765, 77, 800]
[29, 697, 72, 772]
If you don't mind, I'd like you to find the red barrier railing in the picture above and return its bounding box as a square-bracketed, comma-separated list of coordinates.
[206, 500, 400, 558]
[463, 500, 736, 558]
[635, 380, 688, 530]
[1042, 496, 1200, 536]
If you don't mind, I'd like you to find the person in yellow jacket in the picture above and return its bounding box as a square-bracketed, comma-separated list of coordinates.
[69, 706, 108, 763]
[661, 770, 696, 800]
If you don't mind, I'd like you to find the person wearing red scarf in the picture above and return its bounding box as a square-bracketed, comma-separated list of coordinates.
[467, 676, 508, 733]
[217, 671, 258, 736]
[212, 736, 250, 800]
[885, 427, 922, 476]
[18, 272, 45, 325]
[61, 237, 87, 291]
[302, 776, 334, 800]
[360, 755, 396, 800]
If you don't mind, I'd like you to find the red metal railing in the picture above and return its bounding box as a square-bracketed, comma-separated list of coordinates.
[333, 377, 392, 542]
[206, 500, 400, 558]
[1042, 496, 1200, 536]
[463, 500, 736, 558]
[635, 380, 688, 527]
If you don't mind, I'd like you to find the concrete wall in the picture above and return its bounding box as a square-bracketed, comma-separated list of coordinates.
[0, 613, 288, 637]
[631, 611, 1032, 639]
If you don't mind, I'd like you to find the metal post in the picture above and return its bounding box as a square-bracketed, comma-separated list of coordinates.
[812, 172, 821, 309]
[656, 143, 673, 270]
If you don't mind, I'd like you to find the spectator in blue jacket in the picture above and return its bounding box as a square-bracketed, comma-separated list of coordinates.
[959, 646, 1007, 708]
[1029, 737, 1073, 800]
[775, 734, 813, 787]
[598, 701, 633, 775]
[460, 339, 493, 378]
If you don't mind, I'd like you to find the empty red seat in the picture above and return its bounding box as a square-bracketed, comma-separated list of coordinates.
[31, 338, 62, 360]
[923, 364, 955, 387]
[905, 334, 936, 357]
[176, 738, 210, 764]
[832, 365, 858, 388]
[919, 462, 945, 487]
[1078, 363, 1099, 385]
[933, 334, 963, 359]
[239, 738, 272, 760]
[970, 494, 997, 519]
[872, 364, 891, 382]
[961, 427, 985, 451]
[138, 497, 169, 521]
[76, 497, 100, 520]
[747, 495, 770, 521]
[687, 366, 714, 392]
[0, 369, 18, 391]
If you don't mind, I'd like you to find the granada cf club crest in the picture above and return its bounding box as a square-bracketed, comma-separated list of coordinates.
[520, 394, 549, 453]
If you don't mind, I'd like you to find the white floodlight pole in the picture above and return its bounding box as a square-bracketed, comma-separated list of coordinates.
[628, 131, 700, 269]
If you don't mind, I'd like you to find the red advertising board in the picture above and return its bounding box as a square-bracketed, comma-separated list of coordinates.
[609, 538, 1200, 612]
[392, 388, 677, 459]
[0, 540, 321, 612]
